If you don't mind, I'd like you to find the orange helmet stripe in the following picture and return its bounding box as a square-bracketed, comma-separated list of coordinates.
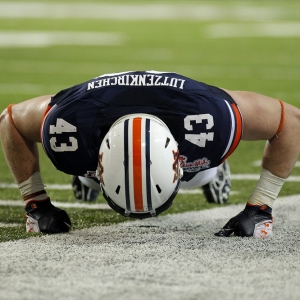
[132, 117, 144, 211]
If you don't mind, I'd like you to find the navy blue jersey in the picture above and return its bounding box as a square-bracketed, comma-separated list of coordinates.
[41, 71, 243, 182]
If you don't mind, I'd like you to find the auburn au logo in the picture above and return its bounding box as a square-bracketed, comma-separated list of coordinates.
[98, 152, 105, 185]
[172, 150, 180, 183]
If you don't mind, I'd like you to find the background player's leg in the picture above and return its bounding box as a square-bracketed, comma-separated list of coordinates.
[72, 176, 100, 201]
[181, 161, 231, 204]
[181, 168, 218, 189]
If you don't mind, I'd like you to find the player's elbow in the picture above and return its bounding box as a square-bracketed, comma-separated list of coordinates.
[281, 104, 300, 137]
[0, 107, 10, 137]
[0, 105, 20, 141]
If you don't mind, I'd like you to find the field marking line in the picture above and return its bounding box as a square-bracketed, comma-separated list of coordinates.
[1, 174, 300, 191]
[0, 199, 110, 210]
[0, 222, 21, 228]
[0, 2, 289, 21]
[206, 23, 300, 38]
[1, 63, 300, 94]
[0, 173, 299, 215]
[0, 31, 124, 48]
[0, 183, 71, 190]
[253, 160, 300, 167]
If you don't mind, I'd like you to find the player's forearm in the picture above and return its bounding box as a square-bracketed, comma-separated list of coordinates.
[247, 104, 300, 208]
[262, 103, 300, 179]
[0, 107, 40, 183]
[262, 138, 299, 179]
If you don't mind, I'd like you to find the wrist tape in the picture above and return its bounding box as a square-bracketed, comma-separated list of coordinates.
[18, 172, 48, 205]
[248, 168, 286, 208]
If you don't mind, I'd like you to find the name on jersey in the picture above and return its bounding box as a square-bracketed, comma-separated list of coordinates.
[87, 74, 185, 90]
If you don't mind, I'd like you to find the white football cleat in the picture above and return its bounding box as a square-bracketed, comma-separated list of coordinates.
[202, 160, 231, 204]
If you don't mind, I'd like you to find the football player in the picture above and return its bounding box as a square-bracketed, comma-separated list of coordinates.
[1, 71, 299, 237]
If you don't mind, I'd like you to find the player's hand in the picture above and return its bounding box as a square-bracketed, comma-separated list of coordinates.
[215, 203, 273, 238]
[25, 199, 71, 234]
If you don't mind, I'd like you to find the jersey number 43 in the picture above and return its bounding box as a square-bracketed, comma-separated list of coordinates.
[49, 118, 78, 152]
[48, 114, 214, 152]
[184, 114, 214, 147]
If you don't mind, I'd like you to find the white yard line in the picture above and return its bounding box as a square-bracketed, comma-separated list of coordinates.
[0, 172, 299, 212]
[0, 83, 63, 95]
[1, 174, 300, 191]
[0, 31, 124, 48]
[0, 187, 235, 210]
[253, 160, 300, 167]
[0, 183, 71, 190]
[2, 171, 300, 212]
[206, 22, 300, 38]
[0, 3, 297, 50]
[0, 199, 110, 210]
[0, 2, 291, 21]
[0, 222, 20, 228]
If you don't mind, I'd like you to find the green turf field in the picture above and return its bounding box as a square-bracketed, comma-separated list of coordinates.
[0, 0, 300, 242]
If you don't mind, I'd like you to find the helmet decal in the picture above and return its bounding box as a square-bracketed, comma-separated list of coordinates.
[172, 150, 180, 183]
[97, 152, 105, 185]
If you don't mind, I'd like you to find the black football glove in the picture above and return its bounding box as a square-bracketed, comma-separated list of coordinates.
[25, 199, 71, 234]
[215, 203, 273, 238]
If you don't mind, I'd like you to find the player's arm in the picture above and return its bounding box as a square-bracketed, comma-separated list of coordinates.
[0, 96, 50, 183]
[215, 90, 300, 238]
[225, 90, 300, 178]
[0, 96, 71, 233]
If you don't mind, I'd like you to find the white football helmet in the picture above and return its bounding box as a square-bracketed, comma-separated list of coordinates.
[97, 114, 183, 219]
